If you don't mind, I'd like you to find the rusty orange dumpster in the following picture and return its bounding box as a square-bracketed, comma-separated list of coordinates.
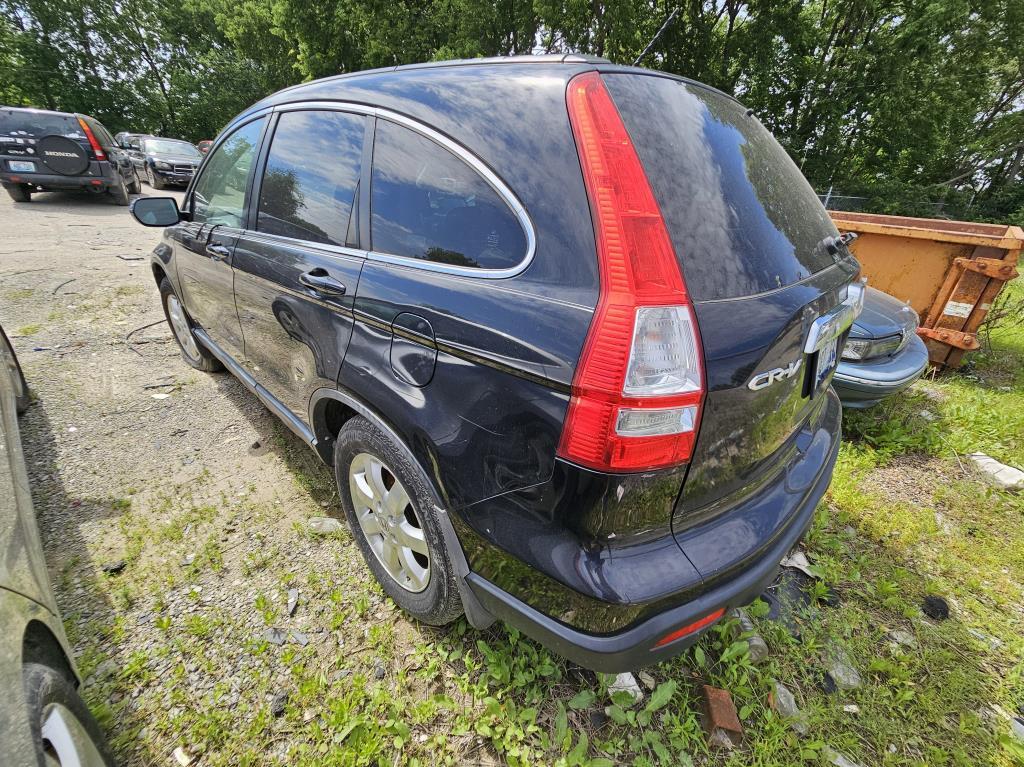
[829, 212, 1022, 370]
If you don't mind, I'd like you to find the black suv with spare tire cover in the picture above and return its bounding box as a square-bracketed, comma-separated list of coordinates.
[0, 106, 139, 205]
[130, 55, 863, 672]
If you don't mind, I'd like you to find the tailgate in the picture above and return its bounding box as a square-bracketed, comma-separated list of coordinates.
[602, 70, 860, 538]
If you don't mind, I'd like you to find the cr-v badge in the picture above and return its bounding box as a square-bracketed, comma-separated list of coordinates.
[748, 359, 802, 391]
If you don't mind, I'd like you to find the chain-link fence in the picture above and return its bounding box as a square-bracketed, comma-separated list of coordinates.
[817, 190, 950, 216]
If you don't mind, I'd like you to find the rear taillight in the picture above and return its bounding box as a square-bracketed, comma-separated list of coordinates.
[559, 71, 705, 473]
[77, 117, 106, 161]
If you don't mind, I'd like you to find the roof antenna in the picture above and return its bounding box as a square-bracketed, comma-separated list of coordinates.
[632, 8, 680, 67]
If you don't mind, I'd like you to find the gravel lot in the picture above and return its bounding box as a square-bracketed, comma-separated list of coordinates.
[0, 189, 423, 764]
[3, 189, 1022, 767]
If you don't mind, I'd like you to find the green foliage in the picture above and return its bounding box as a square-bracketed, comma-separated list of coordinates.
[1, 0, 1021, 221]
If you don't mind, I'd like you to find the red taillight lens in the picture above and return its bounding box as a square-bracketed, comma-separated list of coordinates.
[559, 71, 705, 473]
[77, 117, 106, 161]
[653, 607, 725, 648]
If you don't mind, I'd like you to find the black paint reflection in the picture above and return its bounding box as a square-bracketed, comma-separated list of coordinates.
[370, 120, 526, 269]
[257, 110, 363, 246]
[605, 74, 839, 301]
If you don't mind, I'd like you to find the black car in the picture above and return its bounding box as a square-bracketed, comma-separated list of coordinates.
[130, 55, 862, 672]
[0, 106, 139, 205]
[126, 136, 203, 190]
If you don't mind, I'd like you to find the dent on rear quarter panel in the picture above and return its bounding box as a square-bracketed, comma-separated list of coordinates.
[323, 64, 599, 509]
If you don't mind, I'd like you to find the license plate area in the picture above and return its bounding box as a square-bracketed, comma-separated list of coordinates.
[8, 160, 35, 172]
[814, 337, 839, 389]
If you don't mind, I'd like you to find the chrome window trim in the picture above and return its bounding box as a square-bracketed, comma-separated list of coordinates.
[272, 101, 537, 279]
[243, 229, 368, 262]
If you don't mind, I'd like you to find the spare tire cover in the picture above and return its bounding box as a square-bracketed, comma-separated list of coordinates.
[36, 135, 90, 175]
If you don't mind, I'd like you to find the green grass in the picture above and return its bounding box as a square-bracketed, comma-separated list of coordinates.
[72, 280, 1024, 766]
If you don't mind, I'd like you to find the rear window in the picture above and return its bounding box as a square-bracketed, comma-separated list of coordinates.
[370, 120, 528, 270]
[0, 109, 83, 140]
[605, 74, 839, 300]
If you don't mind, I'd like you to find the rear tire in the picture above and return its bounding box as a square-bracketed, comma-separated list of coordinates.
[23, 662, 113, 767]
[5, 183, 31, 203]
[127, 169, 141, 195]
[108, 175, 129, 206]
[334, 416, 463, 626]
[158, 277, 222, 372]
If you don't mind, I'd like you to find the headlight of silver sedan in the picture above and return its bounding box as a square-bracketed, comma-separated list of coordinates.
[154, 160, 172, 170]
[841, 335, 905, 361]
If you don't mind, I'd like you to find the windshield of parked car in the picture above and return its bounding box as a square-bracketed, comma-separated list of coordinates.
[144, 139, 202, 158]
[0, 109, 83, 139]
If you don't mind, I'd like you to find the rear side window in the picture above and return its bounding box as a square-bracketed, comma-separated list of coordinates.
[0, 109, 82, 140]
[370, 120, 527, 270]
[257, 110, 364, 247]
[605, 74, 839, 300]
[192, 118, 265, 228]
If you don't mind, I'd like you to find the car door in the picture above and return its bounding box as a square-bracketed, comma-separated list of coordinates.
[231, 108, 367, 425]
[172, 117, 266, 360]
[127, 138, 144, 171]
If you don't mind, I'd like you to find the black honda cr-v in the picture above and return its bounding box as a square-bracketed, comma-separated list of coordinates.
[130, 55, 862, 672]
[1, 106, 139, 204]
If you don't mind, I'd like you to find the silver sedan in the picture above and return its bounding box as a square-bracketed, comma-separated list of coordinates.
[0, 325, 111, 766]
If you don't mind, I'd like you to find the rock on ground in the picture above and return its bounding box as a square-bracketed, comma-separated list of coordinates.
[967, 453, 1024, 491]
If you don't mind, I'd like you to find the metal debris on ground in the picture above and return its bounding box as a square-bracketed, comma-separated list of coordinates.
[287, 588, 299, 616]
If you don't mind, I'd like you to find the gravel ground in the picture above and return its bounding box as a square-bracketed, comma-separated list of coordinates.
[0, 189, 428, 764]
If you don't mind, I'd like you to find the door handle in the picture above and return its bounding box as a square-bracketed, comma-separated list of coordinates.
[206, 243, 231, 261]
[299, 269, 347, 297]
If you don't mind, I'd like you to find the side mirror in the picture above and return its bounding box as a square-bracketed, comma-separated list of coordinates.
[130, 197, 181, 227]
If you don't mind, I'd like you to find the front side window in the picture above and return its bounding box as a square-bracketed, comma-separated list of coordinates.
[370, 120, 527, 270]
[257, 110, 364, 246]
[192, 118, 265, 228]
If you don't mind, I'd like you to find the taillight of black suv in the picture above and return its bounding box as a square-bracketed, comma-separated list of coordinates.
[130, 56, 862, 672]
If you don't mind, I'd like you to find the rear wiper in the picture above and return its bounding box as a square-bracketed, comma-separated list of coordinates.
[821, 232, 858, 255]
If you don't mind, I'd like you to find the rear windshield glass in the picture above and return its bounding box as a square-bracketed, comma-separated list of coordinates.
[0, 109, 83, 140]
[605, 74, 839, 300]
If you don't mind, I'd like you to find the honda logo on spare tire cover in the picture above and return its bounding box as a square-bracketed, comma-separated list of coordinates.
[36, 135, 90, 175]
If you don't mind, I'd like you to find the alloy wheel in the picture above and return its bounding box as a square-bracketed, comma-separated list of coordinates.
[40, 703, 107, 766]
[348, 452, 430, 592]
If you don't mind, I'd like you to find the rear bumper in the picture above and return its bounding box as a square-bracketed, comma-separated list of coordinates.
[1, 163, 116, 191]
[462, 391, 841, 672]
[833, 333, 928, 408]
